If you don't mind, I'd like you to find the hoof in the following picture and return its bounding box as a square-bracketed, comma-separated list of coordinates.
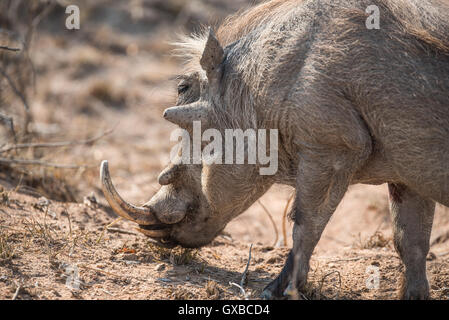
[400, 277, 430, 300]
[260, 289, 274, 300]
[400, 288, 430, 300]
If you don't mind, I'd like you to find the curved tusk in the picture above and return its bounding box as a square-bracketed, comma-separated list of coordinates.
[100, 160, 159, 225]
[136, 227, 171, 238]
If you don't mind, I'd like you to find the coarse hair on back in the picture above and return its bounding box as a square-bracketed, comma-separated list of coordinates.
[382, 0, 449, 55]
[172, 0, 449, 74]
[171, 0, 300, 73]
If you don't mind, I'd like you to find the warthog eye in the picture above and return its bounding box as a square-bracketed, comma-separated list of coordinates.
[177, 84, 190, 95]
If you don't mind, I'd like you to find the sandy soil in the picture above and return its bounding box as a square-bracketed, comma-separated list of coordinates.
[0, 0, 448, 300]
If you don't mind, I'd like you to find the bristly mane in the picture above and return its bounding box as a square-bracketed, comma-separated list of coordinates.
[379, 0, 449, 54]
[172, 0, 449, 73]
[172, 0, 299, 73]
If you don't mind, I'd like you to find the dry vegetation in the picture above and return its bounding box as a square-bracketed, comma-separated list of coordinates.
[0, 0, 448, 300]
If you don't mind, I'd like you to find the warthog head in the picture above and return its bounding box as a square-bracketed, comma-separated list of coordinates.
[101, 29, 276, 248]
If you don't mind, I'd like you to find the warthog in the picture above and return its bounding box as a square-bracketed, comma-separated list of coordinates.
[100, 0, 449, 299]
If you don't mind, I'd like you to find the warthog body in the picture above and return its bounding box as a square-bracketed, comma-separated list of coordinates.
[101, 0, 449, 299]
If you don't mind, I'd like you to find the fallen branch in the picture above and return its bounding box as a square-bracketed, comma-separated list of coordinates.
[0, 46, 20, 52]
[0, 157, 92, 169]
[325, 256, 368, 263]
[107, 227, 139, 236]
[257, 200, 279, 247]
[0, 127, 115, 154]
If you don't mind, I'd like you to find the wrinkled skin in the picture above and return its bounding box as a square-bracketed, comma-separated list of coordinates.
[101, 0, 449, 300]
[101, 67, 273, 248]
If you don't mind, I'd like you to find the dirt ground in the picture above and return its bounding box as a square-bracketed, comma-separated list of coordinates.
[0, 0, 448, 300]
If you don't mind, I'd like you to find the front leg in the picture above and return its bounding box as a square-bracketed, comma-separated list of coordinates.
[262, 147, 370, 299]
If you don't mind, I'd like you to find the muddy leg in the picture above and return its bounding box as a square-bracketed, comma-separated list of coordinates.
[388, 184, 435, 300]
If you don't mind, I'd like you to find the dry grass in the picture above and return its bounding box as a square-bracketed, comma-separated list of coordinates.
[355, 231, 392, 250]
[88, 80, 127, 109]
[146, 244, 200, 266]
[205, 280, 220, 299]
[0, 229, 16, 263]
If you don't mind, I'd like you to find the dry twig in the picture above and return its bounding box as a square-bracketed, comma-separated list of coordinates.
[0, 112, 17, 143]
[282, 193, 294, 246]
[107, 227, 139, 236]
[240, 244, 253, 288]
[0, 158, 92, 169]
[11, 282, 22, 300]
[0, 67, 30, 112]
[0, 127, 115, 154]
[229, 282, 249, 300]
[318, 270, 342, 300]
[0, 46, 20, 52]
[257, 200, 279, 247]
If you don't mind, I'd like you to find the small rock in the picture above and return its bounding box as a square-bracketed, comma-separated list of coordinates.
[122, 253, 138, 261]
[371, 261, 381, 267]
[221, 235, 233, 241]
[266, 254, 280, 264]
[427, 252, 437, 261]
[83, 192, 98, 207]
[37, 197, 50, 207]
[34, 197, 50, 210]
[155, 263, 166, 271]
[206, 281, 220, 299]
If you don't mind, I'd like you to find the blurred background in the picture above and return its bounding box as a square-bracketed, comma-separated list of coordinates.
[1, 0, 448, 254]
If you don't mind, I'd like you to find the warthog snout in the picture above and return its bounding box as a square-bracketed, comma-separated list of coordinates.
[100, 160, 190, 245]
[100, 160, 219, 248]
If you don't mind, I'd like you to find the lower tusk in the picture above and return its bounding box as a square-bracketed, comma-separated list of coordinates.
[136, 227, 171, 238]
[100, 160, 159, 225]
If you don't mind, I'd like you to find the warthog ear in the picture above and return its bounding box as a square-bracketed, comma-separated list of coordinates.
[163, 102, 209, 128]
[200, 27, 224, 84]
